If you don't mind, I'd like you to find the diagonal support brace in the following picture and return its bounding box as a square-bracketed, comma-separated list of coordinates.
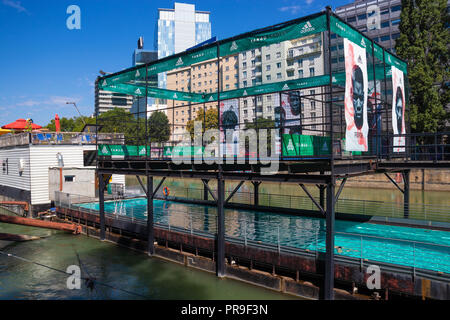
[299, 183, 325, 215]
[384, 173, 404, 194]
[152, 177, 166, 198]
[225, 181, 245, 204]
[202, 179, 217, 202]
[136, 175, 148, 197]
[334, 177, 347, 206]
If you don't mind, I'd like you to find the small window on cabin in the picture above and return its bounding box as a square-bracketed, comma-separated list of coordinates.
[64, 175, 75, 182]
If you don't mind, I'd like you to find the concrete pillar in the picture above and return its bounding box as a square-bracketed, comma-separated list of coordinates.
[99, 174, 105, 240]
[147, 175, 154, 255]
[324, 182, 335, 300]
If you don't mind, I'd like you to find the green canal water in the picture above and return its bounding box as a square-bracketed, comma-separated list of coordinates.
[0, 220, 300, 300]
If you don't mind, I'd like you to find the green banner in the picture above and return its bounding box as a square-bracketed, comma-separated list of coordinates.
[147, 46, 218, 76]
[219, 14, 327, 57]
[100, 67, 146, 88]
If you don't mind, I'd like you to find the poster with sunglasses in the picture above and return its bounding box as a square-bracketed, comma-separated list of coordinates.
[219, 99, 240, 157]
[391, 66, 405, 153]
[278, 92, 302, 135]
[344, 38, 369, 152]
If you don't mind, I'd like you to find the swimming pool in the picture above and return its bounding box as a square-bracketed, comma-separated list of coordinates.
[77, 198, 450, 274]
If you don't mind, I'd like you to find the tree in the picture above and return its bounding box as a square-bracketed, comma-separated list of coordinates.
[245, 117, 276, 155]
[395, 0, 449, 133]
[97, 108, 145, 144]
[186, 107, 219, 139]
[148, 111, 170, 143]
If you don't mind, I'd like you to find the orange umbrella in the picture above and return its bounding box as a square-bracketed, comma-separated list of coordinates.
[2, 119, 42, 130]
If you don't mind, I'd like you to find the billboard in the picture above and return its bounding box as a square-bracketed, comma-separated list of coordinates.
[276, 92, 302, 135]
[219, 99, 240, 156]
[344, 38, 369, 152]
[391, 66, 406, 152]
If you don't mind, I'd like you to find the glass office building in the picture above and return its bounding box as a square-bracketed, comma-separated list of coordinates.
[155, 2, 211, 89]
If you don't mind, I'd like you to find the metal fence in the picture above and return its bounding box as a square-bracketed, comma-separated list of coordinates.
[55, 190, 450, 276]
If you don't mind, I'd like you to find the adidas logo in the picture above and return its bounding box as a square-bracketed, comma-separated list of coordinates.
[176, 57, 183, 66]
[300, 21, 315, 33]
[102, 80, 107, 86]
[173, 93, 178, 99]
[102, 146, 108, 154]
[135, 69, 140, 77]
[139, 148, 146, 155]
[135, 88, 142, 94]
[243, 90, 248, 96]
[287, 140, 294, 151]
[332, 76, 337, 83]
[208, 96, 214, 101]
[282, 84, 289, 91]
[322, 141, 328, 151]
[360, 38, 366, 48]
[230, 41, 238, 51]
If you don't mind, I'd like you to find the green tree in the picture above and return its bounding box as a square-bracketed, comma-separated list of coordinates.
[245, 117, 276, 154]
[186, 107, 219, 139]
[395, 0, 449, 133]
[148, 111, 170, 143]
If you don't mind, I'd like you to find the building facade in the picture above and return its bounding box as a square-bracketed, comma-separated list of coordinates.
[155, 2, 211, 89]
[95, 77, 134, 116]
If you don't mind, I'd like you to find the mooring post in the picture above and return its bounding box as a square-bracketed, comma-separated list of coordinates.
[147, 175, 154, 255]
[217, 174, 225, 277]
[324, 182, 335, 300]
[403, 170, 410, 219]
[99, 173, 105, 241]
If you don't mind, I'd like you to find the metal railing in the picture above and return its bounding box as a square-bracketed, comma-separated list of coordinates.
[0, 132, 124, 148]
[126, 185, 450, 223]
[55, 190, 450, 276]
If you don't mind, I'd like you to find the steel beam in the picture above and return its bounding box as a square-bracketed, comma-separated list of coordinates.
[324, 182, 335, 300]
[252, 181, 261, 206]
[225, 181, 245, 204]
[136, 175, 148, 197]
[334, 177, 347, 205]
[217, 176, 225, 277]
[152, 177, 166, 198]
[203, 179, 209, 201]
[384, 172, 404, 194]
[99, 174, 106, 240]
[147, 175, 154, 255]
[299, 184, 325, 215]
[403, 170, 410, 219]
[202, 179, 217, 202]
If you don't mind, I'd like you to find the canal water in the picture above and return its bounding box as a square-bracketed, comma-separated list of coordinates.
[0, 219, 300, 300]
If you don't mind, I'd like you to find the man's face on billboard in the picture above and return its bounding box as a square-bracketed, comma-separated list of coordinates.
[288, 93, 301, 116]
[352, 67, 364, 129]
[395, 87, 403, 133]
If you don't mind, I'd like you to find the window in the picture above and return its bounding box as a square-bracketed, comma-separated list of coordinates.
[310, 90, 315, 95]
[287, 60, 294, 66]
[2, 159, 8, 174]
[380, 35, 390, 42]
[243, 62, 247, 68]
[391, 5, 401, 12]
[277, 62, 281, 68]
[287, 70, 294, 77]
[276, 52, 281, 58]
[251, 50, 255, 57]
[391, 33, 400, 40]
[64, 175, 75, 182]
[298, 69, 304, 78]
[266, 75, 271, 81]
[276, 73, 282, 79]
[226, 84, 230, 89]
[243, 71, 247, 78]
[242, 52, 246, 59]
[357, 14, 366, 21]
[251, 60, 256, 67]
[347, 16, 356, 23]
[309, 67, 315, 77]
[226, 75, 230, 80]
[266, 65, 271, 71]
[311, 101, 316, 110]
[243, 80, 247, 87]
[381, 21, 390, 28]
[266, 54, 271, 60]
[391, 19, 400, 26]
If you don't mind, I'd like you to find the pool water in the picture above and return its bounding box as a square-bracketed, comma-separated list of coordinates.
[78, 198, 450, 274]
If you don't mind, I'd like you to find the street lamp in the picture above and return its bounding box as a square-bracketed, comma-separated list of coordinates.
[66, 102, 86, 126]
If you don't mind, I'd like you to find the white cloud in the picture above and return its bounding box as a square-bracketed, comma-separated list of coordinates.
[2, 0, 29, 14]
[15, 96, 82, 108]
[278, 5, 301, 14]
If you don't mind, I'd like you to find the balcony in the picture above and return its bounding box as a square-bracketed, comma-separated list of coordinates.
[287, 44, 321, 60]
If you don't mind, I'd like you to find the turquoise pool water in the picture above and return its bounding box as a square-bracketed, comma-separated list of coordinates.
[78, 198, 450, 274]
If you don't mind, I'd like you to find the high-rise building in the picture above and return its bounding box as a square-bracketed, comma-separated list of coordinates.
[155, 3, 211, 89]
[130, 45, 160, 118]
[334, 0, 403, 53]
[95, 77, 134, 116]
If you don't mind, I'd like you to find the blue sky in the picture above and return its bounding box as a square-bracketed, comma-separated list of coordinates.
[0, 0, 351, 126]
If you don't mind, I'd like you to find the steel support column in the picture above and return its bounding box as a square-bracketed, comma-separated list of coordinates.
[324, 182, 335, 300]
[216, 174, 225, 277]
[252, 181, 261, 206]
[147, 175, 154, 255]
[99, 173, 105, 241]
[403, 170, 410, 219]
[203, 179, 209, 201]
